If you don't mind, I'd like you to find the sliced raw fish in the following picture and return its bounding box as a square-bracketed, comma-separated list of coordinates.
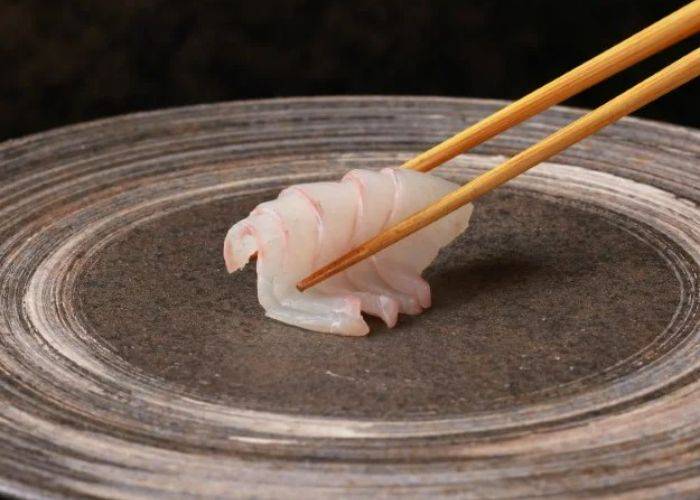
[224, 167, 473, 336]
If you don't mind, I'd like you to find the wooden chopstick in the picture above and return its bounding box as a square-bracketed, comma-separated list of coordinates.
[402, 0, 700, 173]
[298, 47, 700, 291]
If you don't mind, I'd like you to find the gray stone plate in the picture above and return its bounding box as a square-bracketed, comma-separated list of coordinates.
[0, 97, 699, 498]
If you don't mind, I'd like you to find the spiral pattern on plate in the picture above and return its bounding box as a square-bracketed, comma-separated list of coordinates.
[0, 97, 699, 498]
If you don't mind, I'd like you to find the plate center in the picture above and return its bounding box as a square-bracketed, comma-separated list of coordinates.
[78, 188, 681, 419]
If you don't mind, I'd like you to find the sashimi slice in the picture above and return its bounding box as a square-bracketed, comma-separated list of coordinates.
[224, 167, 473, 336]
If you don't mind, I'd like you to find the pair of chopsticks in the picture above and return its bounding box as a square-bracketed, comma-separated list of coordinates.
[298, 1, 700, 292]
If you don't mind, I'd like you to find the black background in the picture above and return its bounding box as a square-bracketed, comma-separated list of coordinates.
[1, 0, 698, 141]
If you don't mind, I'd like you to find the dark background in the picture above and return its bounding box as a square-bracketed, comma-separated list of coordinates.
[1, 0, 697, 141]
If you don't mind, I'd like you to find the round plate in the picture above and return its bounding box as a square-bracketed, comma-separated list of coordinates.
[1, 97, 699, 498]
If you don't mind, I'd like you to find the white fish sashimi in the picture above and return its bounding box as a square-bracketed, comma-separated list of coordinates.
[224, 167, 473, 336]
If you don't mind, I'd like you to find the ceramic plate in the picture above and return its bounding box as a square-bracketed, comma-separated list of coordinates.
[1, 97, 699, 497]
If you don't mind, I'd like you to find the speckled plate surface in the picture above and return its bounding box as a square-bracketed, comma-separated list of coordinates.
[0, 97, 699, 498]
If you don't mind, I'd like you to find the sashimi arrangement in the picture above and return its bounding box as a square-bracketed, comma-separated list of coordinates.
[224, 168, 472, 336]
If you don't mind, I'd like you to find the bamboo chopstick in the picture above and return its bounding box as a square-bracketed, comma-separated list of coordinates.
[298, 47, 700, 291]
[402, 0, 700, 173]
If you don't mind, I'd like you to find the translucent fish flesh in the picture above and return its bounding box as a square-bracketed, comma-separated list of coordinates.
[223, 167, 473, 336]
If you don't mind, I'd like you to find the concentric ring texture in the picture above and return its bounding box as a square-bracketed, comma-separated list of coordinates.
[0, 97, 699, 498]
